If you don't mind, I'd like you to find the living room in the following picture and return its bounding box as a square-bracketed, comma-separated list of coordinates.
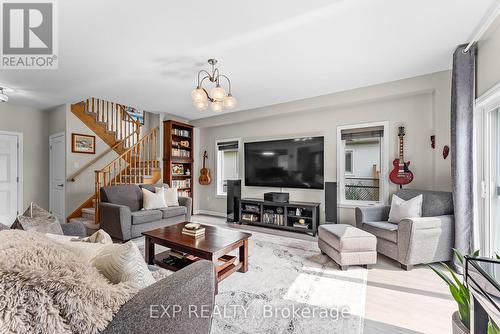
[1, 1, 500, 334]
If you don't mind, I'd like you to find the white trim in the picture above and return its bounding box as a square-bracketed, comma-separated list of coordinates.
[215, 137, 241, 197]
[0, 131, 23, 218]
[49, 132, 66, 222]
[474, 82, 500, 256]
[476, 81, 500, 109]
[336, 121, 389, 206]
[194, 210, 226, 218]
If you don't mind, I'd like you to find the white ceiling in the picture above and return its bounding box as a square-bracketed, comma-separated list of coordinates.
[0, 0, 496, 119]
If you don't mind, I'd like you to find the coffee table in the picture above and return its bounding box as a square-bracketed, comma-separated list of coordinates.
[143, 222, 251, 284]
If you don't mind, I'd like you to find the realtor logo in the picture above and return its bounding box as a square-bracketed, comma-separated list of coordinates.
[1, 0, 58, 69]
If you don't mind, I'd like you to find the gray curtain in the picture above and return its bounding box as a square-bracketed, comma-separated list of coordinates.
[451, 43, 476, 267]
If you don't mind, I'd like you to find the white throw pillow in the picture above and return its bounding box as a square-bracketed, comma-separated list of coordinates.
[158, 187, 179, 207]
[142, 187, 167, 210]
[81, 229, 113, 244]
[92, 241, 156, 289]
[388, 194, 423, 223]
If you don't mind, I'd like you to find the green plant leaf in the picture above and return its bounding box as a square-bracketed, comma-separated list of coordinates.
[472, 249, 480, 257]
[488, 318, 500, 334]
[453, 248, 464, 265]
[429, 265, 454, 287]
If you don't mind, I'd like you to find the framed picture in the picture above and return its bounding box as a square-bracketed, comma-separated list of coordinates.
[71, 133, 96, 154]
[125, 107, 145, 125]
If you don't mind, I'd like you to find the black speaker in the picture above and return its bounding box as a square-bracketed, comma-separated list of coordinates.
[325, 182, 337, 223]
[227, 180, 241, 223]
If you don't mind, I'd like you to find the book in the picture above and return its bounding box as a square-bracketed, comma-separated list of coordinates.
[182, 227, 205, 237]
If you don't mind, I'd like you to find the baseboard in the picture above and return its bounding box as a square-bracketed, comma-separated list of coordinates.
[194, 210, 226, 218]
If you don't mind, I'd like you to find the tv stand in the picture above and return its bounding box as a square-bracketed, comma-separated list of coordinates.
[239, 198, 320, 236]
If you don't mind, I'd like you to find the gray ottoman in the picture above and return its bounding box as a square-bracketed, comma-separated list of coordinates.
[318, 224, 377, 270]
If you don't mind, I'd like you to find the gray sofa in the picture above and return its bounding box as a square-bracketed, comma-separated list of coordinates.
[99, 183, 192, 241]
[103, 260, 216, 334]
[355, 189, 454, 270]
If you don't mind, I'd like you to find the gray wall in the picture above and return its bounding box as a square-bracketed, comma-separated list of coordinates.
[192, 71, 452, 224]
[478, 16, 500, 96]
[47, 104, 66, 135]
[0, 103, 49, 209]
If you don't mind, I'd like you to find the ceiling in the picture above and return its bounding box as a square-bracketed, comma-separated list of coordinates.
[0, 0, 496, 119]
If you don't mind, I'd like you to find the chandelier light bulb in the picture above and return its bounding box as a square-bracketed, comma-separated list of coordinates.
[210, 86, 226, 102]
[210, 101, 223, 112]
[193, 100, 208, 111]
[223, 94, 237, 109]
[191, 87, 206, 102]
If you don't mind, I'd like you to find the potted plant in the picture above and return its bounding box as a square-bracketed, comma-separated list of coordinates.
[430, 250, 500, 334]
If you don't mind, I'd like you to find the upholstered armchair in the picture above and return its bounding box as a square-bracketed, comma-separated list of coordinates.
[355, 189, 455, 270]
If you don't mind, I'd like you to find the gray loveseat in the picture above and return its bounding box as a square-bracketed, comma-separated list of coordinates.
[355, 189, 454, 270]
[99, 183, 192, 241]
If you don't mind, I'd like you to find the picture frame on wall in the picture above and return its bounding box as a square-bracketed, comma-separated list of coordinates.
[71, 133, 96, 154]
[125, 107, 145, 125]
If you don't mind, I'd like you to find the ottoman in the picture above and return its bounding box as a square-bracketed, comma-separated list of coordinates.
[318, 224, 377, 270]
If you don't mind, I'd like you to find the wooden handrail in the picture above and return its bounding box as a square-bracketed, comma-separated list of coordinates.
[66, 128, 139, 182]
[94, 126, 159, 224]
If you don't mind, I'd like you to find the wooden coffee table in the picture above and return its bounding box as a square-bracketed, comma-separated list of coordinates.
[143, 222, 251, 285]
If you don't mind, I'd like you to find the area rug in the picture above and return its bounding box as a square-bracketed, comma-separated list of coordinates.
[134, 226, 367, 334]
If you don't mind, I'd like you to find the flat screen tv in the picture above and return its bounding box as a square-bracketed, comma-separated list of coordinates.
[244, 136, 324, 189]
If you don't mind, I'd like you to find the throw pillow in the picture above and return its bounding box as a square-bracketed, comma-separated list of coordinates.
[142, 187, 167, 210]
[388, 194, 423, 223]
[91, 241, 156, 289]
[157, 186, 179, 206]
[82, 229, 113, 244]
[11, 202, 63, 235]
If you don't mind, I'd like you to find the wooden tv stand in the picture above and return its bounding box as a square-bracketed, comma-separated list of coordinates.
[239, 198, 320, 236]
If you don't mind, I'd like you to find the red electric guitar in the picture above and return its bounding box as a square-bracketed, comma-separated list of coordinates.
[389, 126, 414, 187]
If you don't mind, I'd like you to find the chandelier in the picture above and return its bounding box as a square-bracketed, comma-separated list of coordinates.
[191, 59, 237, 112]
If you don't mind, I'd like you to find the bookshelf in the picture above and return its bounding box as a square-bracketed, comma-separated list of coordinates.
[163, 120, 194, 199]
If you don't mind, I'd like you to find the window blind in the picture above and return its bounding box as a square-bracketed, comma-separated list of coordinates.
[217, 140, 239, 151]
[341, 126, 384, 141]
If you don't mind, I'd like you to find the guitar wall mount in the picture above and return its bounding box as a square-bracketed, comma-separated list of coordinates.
[443, 145, 450, 159]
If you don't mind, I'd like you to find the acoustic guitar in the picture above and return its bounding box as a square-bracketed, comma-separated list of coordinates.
[389, 126, 414, 187]
[199, 151, 211, 185]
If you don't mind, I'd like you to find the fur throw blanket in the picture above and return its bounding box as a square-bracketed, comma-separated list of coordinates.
[0, 230, 138, 334]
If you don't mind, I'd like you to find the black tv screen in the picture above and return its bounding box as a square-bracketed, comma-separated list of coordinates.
[244, 137, 324, 189]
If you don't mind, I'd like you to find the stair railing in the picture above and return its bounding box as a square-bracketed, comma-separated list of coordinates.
[83, 98, 141, 148]
[67, 129, 139, 182]
[94, 126, 159, 224]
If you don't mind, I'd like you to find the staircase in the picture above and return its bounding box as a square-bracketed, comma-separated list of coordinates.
[68, 98, 161, 234]
[71, 98, 141, 153]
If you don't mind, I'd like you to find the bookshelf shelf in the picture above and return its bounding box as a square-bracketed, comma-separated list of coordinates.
[163, 120, 194, 201]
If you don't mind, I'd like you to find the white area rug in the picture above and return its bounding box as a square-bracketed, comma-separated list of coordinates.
[135, 226, 367, 334]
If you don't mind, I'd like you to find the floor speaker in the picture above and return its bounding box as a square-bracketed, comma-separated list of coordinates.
[227, 180, 241, 223]
[325, 182, 337, 223]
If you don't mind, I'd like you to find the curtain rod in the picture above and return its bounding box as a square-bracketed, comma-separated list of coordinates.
[464, 3, 500, 53]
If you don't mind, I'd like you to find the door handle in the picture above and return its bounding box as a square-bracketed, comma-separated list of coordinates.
[58, 184, 64, 187]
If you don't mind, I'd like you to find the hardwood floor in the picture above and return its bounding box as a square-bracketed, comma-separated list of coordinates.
[193, 214, 455, 334]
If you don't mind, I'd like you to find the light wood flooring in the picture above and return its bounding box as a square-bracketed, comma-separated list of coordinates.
[193, 214, 456, 334]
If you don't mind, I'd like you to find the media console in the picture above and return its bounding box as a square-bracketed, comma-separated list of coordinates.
[239, 198, 320, 236]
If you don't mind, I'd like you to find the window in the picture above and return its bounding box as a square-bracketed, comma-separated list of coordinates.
[475, 91, 500, 256]
[345, 150, 353, 174]
[337, 123, 388, 205]
[216, 139, 240, 196]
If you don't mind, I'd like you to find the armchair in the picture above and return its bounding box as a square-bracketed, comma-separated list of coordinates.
[355, 189, 454, 270]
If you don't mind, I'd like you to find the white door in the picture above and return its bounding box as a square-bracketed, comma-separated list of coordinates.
[0, 133, 20, 226]
[49, 133, 65, 223]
